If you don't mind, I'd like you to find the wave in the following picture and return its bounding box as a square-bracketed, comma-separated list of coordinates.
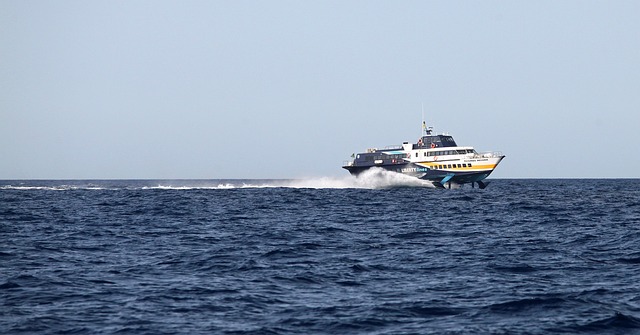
[569, 312, 640, 331]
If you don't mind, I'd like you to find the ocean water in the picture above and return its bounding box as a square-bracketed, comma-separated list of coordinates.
[2, 173, 640, 334]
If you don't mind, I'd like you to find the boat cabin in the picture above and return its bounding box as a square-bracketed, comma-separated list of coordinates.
[351, 151, 406, 166]
[413, 135, 457, 149]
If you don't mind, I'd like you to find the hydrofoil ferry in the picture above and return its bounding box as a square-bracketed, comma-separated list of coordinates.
[342, 122, 505, 189]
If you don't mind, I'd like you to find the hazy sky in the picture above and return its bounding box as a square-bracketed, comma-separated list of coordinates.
[2, 1, 639, 179]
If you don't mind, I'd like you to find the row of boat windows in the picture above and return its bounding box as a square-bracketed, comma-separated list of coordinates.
[361, 154, 404, 161]
[359, 149, 476, 161]
[416, 149, 475, 157]
[436, 163, 473, 169]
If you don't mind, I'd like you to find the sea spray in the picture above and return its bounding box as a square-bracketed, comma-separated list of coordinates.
[0, 171, 438, 191]
[237, 168, 436, 189]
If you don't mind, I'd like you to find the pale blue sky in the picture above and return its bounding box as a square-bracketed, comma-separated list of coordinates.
[2, 1, 639, 179]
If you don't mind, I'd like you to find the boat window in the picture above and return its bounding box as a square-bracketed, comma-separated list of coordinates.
[448, 164, 452, 168]
[441, 136, 454, 143]
[415, 152, 418, 157]
[463, 163, 467, 168]
[468, 163, 472, 167]
[467, 149, 474, 153]
[457, 150, 466, 154]
[424, 152, 427, 157]
[457, 164, 461, 168]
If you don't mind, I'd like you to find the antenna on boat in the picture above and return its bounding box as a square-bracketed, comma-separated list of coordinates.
[421, 103, 426, 136]
[421, 103, 433, 136]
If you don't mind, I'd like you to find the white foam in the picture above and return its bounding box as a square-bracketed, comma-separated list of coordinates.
[0, 185, 84, 191]
[1, 169, 437, 191]
[141, 182, 280, 190]
[209, 168, 436, 190]
[149, 169, 435, 190]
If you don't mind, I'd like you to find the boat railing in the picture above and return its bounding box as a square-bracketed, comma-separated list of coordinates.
[384, 145, 403, 150]
[343, 160, 355, 167]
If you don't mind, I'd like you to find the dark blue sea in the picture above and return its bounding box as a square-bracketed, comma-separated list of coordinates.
[2, 176, 640, 334]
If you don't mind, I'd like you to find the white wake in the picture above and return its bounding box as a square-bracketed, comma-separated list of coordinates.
[183, 168, 436, 190]
[282, 168, 436, 189]
[1, 169, 437, 190]
[144, 168, 435, 190]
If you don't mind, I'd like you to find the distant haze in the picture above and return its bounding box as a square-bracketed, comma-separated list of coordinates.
[2, 1, 639, 179]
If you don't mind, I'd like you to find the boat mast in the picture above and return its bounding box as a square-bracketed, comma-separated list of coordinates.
[421, 103, 426, 136]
